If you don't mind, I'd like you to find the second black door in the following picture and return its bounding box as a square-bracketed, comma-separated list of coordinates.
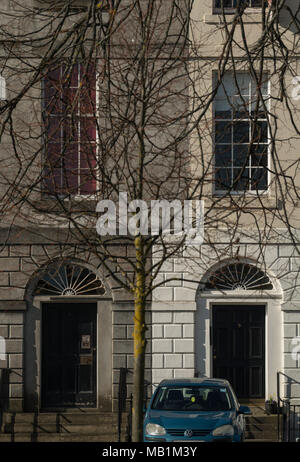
[212, 304, 265, 399]
[42, 303, 97, 407]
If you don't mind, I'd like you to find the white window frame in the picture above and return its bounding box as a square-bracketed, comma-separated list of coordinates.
[212, 71, 270, 196]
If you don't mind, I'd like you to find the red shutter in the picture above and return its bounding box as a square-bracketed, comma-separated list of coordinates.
[79, 63, 96, 194]
[43, 67, 63, 192]
[44, 63, 96, 195]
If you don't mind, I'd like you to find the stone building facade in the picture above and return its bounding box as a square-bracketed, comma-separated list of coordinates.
[0, 0, 300, 414]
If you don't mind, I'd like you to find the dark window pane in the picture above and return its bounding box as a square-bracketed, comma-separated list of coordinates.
[80, 145, 96, 170]
[251, 0, 266, 6]
[215, 109, 232, 119]
[80, 117, 96, 144]
[215, 168, 232, 190]
[62, 144, 79, 193]
[45, 116, 62, 142]
[232, 96, 249, 118]
[215, 145, 232, 167]
[214, 0, 266, 8]
[63, 118, 79, 143]
[63, 87, 79, 114]
[233, 121, 249, 143]
[251, 168, 268, 190]
[251, 144, 268, 166]
[80, 63, 96, 115]
[80, 172, 97, 195]
[252, 121, 268, 143]
[233, 145, 250, 167]
[233, 167, 249, 191]
[215, 0, 234, 7]
[215, 121, 232, 143]
[251, 100, 267, 118]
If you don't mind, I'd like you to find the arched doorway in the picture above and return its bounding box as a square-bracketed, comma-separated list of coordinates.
[25, 260, 113, 410]
[196, 259, 283, 402]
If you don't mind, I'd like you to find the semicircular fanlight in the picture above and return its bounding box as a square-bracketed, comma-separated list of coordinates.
[204, 262, 273, 291]
[34, 263, 106, 296]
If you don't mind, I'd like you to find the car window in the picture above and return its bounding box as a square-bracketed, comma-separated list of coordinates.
[151, 386, 233, 412]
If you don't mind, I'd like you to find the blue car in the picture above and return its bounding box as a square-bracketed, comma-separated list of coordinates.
[143, 378, 251, 442]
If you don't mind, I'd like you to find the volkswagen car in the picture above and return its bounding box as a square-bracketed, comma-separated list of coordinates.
[143, 378, 251, 442]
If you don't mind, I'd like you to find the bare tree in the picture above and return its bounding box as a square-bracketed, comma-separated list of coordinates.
[0, 0, 299, 441]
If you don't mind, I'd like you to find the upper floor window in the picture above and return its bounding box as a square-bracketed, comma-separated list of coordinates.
[42, 63, 97, 196]
[214, 0, 268, 11]
[213, 72, 269, 194]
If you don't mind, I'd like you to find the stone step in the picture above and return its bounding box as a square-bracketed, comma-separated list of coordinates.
[245, 422, 278, 429]
[245, 431, 278, 438]
[2, 412, 128, 426]
[244, 439, 278, 442]
[245, 415, 279, 424]
[3, 423, 128, 434]
[244, 412, 279, 441]
[0, 433, 122, 442]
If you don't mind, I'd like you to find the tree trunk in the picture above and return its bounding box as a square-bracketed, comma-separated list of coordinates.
[132, 235, 146, 442]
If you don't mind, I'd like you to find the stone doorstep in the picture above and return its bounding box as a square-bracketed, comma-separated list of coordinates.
[3, 423, 128, 435]
[2, 411, 128, 425]
[0, 434, 122, 442]
[1, 412, 129, 435]
[244, 411, 280, 442]
[0, 411, 130, 442]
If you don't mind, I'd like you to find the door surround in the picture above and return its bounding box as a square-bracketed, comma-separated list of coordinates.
[195, 294, 283, 401]
[24, 297, 113, 411]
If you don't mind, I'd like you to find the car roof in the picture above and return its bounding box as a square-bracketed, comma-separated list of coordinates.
[157, 378, 230, 387]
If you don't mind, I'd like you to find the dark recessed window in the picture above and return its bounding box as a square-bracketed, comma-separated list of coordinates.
[214, 72, 269, 193]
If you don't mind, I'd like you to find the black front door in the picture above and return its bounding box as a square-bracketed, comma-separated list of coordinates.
[42, 303, 97, 407]
[212, 305, 265, 399]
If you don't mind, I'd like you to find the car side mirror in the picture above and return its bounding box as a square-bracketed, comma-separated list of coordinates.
[238, 405, 252, 415]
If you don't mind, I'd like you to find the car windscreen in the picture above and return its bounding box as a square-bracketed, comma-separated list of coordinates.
[151, 386, 233, 412]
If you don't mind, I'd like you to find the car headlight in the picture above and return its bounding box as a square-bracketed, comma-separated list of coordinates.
[145, 423, 166, 436]
[212, 424, 234, 437]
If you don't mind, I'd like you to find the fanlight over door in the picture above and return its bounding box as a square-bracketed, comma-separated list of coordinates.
[204, 263, 273, 291]
[34, 263, 106, 296]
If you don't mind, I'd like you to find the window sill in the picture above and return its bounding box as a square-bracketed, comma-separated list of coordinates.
[210, 193, 280, 210]
[30, 199, 98, 213]
[204, 11, 267, 25]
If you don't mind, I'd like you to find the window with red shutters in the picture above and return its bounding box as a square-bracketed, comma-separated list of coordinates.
[43, 63, 96, 195]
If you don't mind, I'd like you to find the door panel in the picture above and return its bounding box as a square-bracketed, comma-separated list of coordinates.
[213, 305, 265, 399]
[42, 303, 97, 407]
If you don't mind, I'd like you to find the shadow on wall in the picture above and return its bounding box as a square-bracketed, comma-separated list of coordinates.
[24, 303, 39, 411]
[0, 368, 10, 411]
[276, 0, 300, 34]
